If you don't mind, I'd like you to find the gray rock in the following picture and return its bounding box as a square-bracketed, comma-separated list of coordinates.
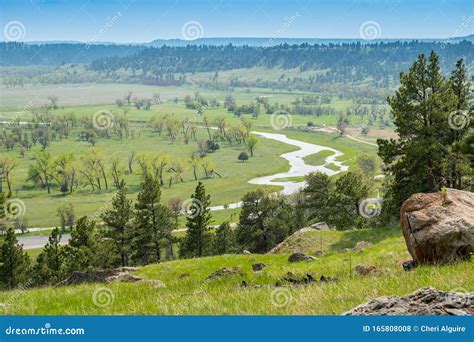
[106, 273, 142, 283]
[288, 252, 316, 262]
[344, 287, 474, 315]
[353, 241, 373, 251]
[310, 222, 330, 230]
[207, 267, 244, 280]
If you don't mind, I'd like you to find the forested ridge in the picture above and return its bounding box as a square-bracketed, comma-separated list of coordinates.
[0, 42, 144, 66]
[1, 40, 473, 86]
[89, 41, 473, 85]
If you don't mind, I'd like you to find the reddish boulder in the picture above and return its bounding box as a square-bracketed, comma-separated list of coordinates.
[400, 189, 474, 264]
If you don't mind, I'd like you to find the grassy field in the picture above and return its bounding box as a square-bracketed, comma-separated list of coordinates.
[1, 85, 383, 227]
[3, 125, 291, 227]
[1, 227, 472, 315]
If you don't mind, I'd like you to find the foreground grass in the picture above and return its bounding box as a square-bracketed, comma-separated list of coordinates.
[1, 227, 472, 315]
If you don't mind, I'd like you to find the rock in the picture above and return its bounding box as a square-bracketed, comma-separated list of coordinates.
[310, 222, 330, 230]
[355, 264, 379, 276]
[400, 259, 418, 271]
[58, 266, 143, 286]
[400, 188, 474, 264]
[252, 263, 267, 272]
[288, 252, 316, 262]
[178, 273, 190, 279]
[207, 267, 244, 280]
[344, 287, 474, 315]
[353, 241, 373, 251]
[107, 273, 142, 283]
[242, 250, 251, 255]
[283, 273, 317, 285]
[56, 272, 105, 286]
[313, 250, 323, 256]
[320, 275, 338, 283]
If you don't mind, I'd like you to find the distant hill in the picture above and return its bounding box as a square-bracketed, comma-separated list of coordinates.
[7, 34, 474, 48]
[1, 35, 472, 67]
[147, 35, 474, 47]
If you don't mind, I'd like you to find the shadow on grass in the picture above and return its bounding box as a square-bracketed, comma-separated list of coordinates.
[329, 226, 401, 251]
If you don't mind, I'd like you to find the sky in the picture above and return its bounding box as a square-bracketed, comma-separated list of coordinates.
[0, 0, 473, 43]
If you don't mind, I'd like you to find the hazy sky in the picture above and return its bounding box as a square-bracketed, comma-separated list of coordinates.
[1, 0, 473, 43]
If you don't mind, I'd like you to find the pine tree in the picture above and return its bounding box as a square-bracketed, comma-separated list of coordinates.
[62, 217, 96, 274]
[304, 172, 332, 222]
[0, 228, 31, 289]
[377, 52, 471, 215]
[235, 190, 289, 253]
[33, 228, 64, 285]
[131, 174, 174, 265]
[180, 182, 212, 258]
[213, 222, 236, 255]
[101, 181, 133, 266]
[446, 59, 472, 189]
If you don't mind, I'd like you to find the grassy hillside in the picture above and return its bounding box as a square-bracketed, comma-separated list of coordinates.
[2, 227, 472, 315]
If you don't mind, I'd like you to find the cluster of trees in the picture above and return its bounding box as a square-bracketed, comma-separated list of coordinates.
[1, 105, 133, 153]
[21, 145, 229, 195]
[0, 175, 173, 288]
[115, 91, 163, 110]
[0, 166, 380, 289]
[378, 53, 473, 216]
[184, 92, 219, 112]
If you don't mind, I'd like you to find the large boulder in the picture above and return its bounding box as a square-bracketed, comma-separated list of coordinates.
[400, 188, 474, 264]
[344, 287, 474, 315]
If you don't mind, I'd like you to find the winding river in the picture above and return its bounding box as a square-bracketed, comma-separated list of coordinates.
[210, 131, 348, 211]
[17, 131, 349, 248]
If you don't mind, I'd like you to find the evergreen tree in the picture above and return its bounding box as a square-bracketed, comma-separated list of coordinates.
[235, 190, 290, 253]
[304, 172, 332, 222]
[62, 217, 96, 274]
[213, 222, 236, 255]
[326, 172, 369, 229]
[33, 228, 64, 285]
[131, 174, 174, 265]
[180, 182, 212, 258]
[378, 52, 471, 215]
[101, 181, 133, 266]
[0, 228, 31, 289]
[446, 59, 473, 189]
